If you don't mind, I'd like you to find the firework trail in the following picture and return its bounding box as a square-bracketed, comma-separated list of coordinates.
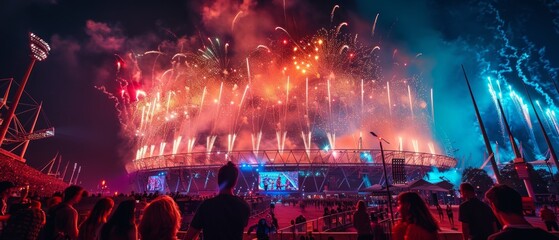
[536, 100, 555, 136]
[487, 78, 507, 144]
[430, 88, 434, 124]
[487, 3, 517, 81]
[94, 85, 127, 127]
[371, 13, 380, 37]
[545, 1, 559, 36]
[509, 90, 542, 157]
[232, 11, 243, 31]
[538, 48, 559, 94]
[330, 5, 339, 24]
[98, 9, 440, 164]
[336, 22, 348, 35]
[516, 53, 555, 108]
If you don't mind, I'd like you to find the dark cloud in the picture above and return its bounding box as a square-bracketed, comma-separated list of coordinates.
[2, 0, 559, 191]
[85, 20, 126, 52]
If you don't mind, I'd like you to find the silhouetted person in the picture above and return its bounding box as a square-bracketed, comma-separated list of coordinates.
[0, 181, 15, 233]
[353, 200, 372, 240]
[276, 176, 282, 190]
[185, 162, 250, 240]
[446, 204, 455, 228]
[78, 198, 114, 240]
[1, 199, 45, 240]
[270, 213, 279, 231]
[485, 184, 559, 240]
[459, 183, 497, 240]
[247, 218, 272, 240]
[42, 185, 84, 240]
[370, 214, 386, 240]
[436, 204, 444, 222]
[99, 199, 137, 240]
[264, 178, 269, 191]
[295, 215, 306, 232]
[323, 208, 331, 229]
[541, 205, 559, 231]
[139, 195, 181, 240]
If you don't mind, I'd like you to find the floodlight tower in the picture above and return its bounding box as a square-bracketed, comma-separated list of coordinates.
[0, 33, 50, 146]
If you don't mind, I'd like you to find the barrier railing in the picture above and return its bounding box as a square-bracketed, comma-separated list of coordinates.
[276, 207, 391, 238]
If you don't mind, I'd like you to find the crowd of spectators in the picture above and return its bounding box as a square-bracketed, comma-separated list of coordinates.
[0, 160, 273, 240]
[73, 191, 270, 232]
[2, 156, 559, 240]
[0, 153, 457, 240]
[0, 155, 67, 197]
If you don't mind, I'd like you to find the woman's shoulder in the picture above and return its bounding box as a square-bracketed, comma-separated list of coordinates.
[393, 221, 409, 233]
[392, 221, 409, 240]
[406, 224, 438, 240]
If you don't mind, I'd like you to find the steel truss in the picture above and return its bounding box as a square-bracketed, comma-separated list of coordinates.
[130, 149, 456, 193]
[0, 78, 53, 161]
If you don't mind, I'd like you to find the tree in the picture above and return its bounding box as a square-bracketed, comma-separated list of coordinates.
[534, 168, 553, 193]
[461, 168, 494, 197]
[500, 163, 549, 196]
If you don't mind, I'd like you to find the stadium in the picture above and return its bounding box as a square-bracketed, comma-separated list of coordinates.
[127, 149, 456, 194]
[127, 148, 456, 194]
[113, 26, 459, 194]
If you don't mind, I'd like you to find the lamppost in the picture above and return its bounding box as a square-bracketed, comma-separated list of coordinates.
[370, 131, 395, 222]
[0, 33, 50, 146]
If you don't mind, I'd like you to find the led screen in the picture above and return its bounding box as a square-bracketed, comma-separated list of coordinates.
[147, 175, 166, 192]
[259, 171, 299, 191]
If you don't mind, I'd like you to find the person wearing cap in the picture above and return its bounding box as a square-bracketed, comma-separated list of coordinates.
[0, 181, 16, 234]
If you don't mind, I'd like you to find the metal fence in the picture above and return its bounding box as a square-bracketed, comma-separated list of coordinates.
[275, 208, 394, 240]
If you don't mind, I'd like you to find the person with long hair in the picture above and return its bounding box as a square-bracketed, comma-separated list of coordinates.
[392, 191, 439, 240]
[247, 218, 272, 240]
[99, 199, 137, 240]
[78, 198, 114, 240]
[138, 195, 181, 240]
[353, 200, 372, 240]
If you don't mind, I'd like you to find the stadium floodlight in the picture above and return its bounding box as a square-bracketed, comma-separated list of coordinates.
[17, 127, 55, 141]
[29, 33, 51, 61]
[370, 131, 395, 223]
[0, 32, 50, 146]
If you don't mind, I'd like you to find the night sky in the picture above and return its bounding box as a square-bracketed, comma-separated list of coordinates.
[1, 0, 559, 191]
